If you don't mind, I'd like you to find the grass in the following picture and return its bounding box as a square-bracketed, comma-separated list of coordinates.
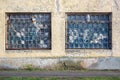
[0, 77, 120, 80]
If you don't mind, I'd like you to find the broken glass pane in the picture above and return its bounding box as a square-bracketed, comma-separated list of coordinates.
[7, 13, 51, 49]
[67, 13, 112, 49]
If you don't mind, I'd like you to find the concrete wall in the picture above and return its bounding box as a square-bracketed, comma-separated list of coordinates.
[0, 57, 120, 70]
[0, 0, 120, 69]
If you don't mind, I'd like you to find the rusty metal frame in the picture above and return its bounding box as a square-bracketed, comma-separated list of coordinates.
[65, 12, 112, 49]
[5, 12, 52, 50]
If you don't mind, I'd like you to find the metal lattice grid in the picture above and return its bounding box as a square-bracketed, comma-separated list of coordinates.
[6, 13, 51, 50]
[66, 13, 112, 49]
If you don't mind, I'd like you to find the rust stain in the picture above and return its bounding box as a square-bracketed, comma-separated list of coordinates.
[80, 62, 87, 68]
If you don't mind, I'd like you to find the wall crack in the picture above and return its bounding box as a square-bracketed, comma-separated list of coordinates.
[113, 0, 119, 10]
[55, 0, 60, 12]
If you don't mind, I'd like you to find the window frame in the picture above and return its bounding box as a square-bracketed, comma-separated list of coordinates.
[5, 12, 52, 50]
[65, 12, 112, 49]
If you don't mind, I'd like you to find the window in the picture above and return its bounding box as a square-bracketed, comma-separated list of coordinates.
[6, 13, 51, 50]
[66, 13, 112, 49]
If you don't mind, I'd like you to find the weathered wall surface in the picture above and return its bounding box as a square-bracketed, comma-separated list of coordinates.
[0, 0, 120, 69]
[0, 57, 120, 70]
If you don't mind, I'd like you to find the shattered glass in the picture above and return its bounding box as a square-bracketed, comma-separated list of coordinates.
[7, 13, 51, 49]
[67, 14, 112, 49]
